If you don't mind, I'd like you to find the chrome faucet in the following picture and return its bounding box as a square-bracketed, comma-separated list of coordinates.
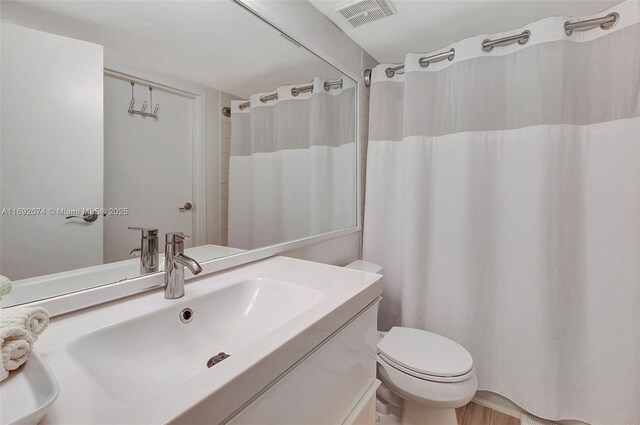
[164, 232, 202, 299]
[128, 227, 159, 274]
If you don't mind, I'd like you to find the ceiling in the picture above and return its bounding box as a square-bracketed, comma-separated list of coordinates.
[0, 1, 342, 98]
[309, 0, 624, 64]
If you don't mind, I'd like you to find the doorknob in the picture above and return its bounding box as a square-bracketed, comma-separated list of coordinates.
[65, 212, 99, 222]
[179, 202, 193, 212]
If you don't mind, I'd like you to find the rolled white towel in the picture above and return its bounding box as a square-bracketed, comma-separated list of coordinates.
[0, 326, 34, 382]
[1, 307, 49, 340]
[0, 275, 11, 299]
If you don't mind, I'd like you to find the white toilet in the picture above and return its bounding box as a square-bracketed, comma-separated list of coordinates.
[345, 261, 478, 425]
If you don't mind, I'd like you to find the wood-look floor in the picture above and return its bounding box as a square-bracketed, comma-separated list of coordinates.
[456, 402, 520, 425]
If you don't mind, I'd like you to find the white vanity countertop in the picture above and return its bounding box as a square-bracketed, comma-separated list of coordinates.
[32, 256, 382, 425]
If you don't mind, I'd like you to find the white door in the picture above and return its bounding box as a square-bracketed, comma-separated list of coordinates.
[103, 76, 194, 263]
[0, 23, 104, 280]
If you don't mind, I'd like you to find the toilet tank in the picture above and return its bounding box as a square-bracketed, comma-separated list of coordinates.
[345, 260, 383, 275]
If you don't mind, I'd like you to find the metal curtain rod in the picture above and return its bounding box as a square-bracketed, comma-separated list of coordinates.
[419, 48, 455, 68]
[325, 79, 344, 91]
[238, 78, 344, 110]
[565, 12, 618, 35]
[260, 93, 278, 103]
[363, 10, 621, 87]
[481, 30, 530, 52]
[383, 48, 457, 79]
[291, 84, 313, 97]
[385, 64, 404, 78]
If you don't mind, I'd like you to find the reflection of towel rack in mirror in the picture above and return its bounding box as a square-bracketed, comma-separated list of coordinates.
[128, 82, 160, 120]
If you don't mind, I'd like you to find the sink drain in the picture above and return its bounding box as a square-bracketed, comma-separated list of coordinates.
[179, 308, 193, 323]
[207, 352, 230, 368]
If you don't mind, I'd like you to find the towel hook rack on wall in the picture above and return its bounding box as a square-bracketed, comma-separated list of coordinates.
[128, 81, 160, 120]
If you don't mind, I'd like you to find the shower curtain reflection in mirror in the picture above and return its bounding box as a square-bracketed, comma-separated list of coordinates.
[228, 77, 356, 250]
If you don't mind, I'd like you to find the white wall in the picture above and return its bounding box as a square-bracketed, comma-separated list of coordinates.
[0, 23, 104, 280]
[237, 0, 378, 265]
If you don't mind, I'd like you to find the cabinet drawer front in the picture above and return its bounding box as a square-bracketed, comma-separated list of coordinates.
[227, 302, 379, 425]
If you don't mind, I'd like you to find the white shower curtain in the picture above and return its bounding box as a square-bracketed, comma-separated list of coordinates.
[229, 77, 356, 250]
[363, 2, 640, 424]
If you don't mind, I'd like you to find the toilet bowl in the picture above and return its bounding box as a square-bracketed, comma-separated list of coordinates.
[377, 327, 477, 425]
[345, 261, 478, 425]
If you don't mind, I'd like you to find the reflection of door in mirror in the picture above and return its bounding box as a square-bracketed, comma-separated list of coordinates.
[1, 23, 104, 280]
[103, 77, 195, 263]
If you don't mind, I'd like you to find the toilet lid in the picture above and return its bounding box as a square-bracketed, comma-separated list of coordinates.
[377, 327, 473, 378]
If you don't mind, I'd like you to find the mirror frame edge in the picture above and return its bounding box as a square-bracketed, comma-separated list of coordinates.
[15, 0, 363, 317]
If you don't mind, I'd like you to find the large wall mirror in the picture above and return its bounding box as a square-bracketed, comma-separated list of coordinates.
[0, 1, 357, 307]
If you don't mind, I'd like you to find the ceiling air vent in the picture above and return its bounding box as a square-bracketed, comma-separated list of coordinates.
[335, 0, 396, 28]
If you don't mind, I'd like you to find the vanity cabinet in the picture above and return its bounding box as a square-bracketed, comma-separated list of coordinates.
[227, 302, 379, 425]
[31, 257, 382, 425]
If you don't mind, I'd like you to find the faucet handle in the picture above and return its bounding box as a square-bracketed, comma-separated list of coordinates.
[165, 232, 190, 244]
[128, 227, 159, 237]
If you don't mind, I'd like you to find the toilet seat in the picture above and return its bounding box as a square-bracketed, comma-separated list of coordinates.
[378, 353, 474, 383]
[377, 327, 474, 383]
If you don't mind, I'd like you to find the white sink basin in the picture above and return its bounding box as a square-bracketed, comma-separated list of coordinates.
[66, 278, 323, 402]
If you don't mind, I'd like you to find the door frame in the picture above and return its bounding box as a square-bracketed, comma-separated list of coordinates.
[103, 60, 207, 246]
